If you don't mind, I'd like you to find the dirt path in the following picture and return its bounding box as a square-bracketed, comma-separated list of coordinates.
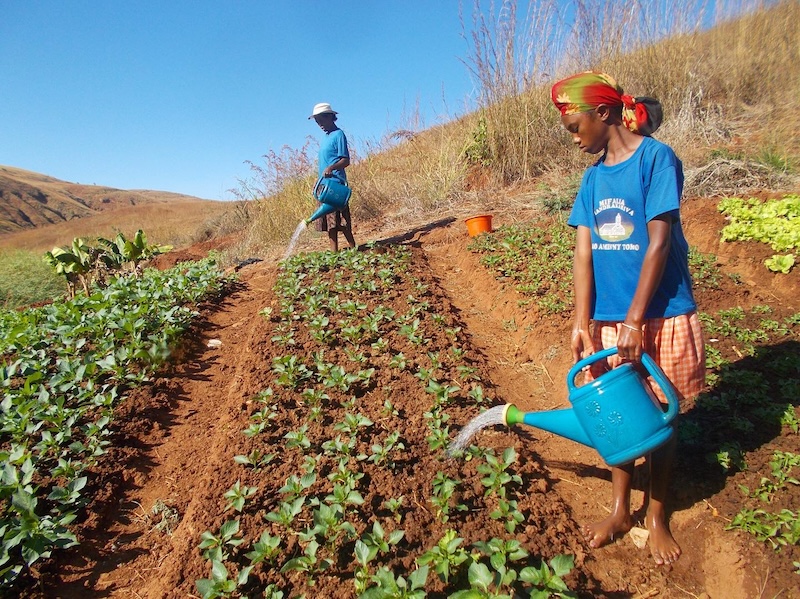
[32, 201, 798, 598]
[44, 268, 279, 597]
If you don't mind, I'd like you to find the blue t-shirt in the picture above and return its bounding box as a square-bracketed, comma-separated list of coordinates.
[318, 128, 349, 184]
[567, 136, 696, 321]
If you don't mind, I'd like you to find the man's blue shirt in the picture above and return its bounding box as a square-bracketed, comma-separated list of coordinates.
[318, 128, 349, 184]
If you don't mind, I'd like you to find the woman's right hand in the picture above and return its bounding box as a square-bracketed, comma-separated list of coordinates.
[571, 328, 595, 363]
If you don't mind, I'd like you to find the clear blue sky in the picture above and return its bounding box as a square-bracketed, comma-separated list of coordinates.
[0, 2, 478, 200]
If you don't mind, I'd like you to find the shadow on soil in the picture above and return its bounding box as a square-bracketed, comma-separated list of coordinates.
[375, 217, 457, 247]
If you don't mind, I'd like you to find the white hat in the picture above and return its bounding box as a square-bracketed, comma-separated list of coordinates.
[309, 102, 338, 119]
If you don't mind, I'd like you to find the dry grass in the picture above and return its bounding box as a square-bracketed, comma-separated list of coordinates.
[454, 0, 800, 187]
[221, 1, 798, 260]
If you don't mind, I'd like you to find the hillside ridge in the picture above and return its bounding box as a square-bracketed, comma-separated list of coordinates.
[0, 165, 214, 235]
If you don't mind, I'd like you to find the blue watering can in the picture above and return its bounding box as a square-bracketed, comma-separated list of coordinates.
[305, 177, 352, 225]
[503, 347, 679, 467]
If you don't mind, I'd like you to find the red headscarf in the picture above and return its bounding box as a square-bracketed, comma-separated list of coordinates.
[551, 71, 660, 135]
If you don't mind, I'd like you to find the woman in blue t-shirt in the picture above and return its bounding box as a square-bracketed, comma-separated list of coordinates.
[552, 72, 705, 566]
[309, 102, 356, 252]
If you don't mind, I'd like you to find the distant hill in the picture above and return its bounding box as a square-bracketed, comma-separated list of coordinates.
[0, 165, 215, 234]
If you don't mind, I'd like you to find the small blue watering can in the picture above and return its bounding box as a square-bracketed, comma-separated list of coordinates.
[504, 347, 679, 466]
[305, 177, 352, 225]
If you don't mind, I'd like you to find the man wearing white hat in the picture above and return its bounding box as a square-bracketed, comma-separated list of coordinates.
[309, 102, 356, 251]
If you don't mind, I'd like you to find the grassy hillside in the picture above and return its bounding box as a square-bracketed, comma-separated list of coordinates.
[229, 0, 798, 258]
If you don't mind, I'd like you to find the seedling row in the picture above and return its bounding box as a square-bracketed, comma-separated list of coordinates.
[0, 258, 230, 588]
[194, 245, 586, 598]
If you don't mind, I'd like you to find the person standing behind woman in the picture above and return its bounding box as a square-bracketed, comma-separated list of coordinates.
[309, 102, 356, 252]
[551, 72, 705, 565]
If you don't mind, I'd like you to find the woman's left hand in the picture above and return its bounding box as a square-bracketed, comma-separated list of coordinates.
[616, 323, 643, 363]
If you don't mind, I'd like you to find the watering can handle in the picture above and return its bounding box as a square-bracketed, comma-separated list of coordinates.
[312, 177, 324, 201]
[567, 346, 680, 425]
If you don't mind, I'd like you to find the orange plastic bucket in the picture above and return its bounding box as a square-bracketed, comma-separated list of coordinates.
[465, 214, 493, 237]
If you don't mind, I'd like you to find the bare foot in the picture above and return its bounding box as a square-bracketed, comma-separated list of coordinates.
[646, 513, 681, 565]
[582, 513, 633, 548]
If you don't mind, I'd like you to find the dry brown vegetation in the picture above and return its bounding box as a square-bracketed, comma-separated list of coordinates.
[212, 0, 798, 262]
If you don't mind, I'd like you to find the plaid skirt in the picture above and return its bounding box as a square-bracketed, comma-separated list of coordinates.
[587, 311, 705, 402]
[314, 204, 353, 233]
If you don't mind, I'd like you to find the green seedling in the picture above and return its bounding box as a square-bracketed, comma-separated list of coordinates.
[223, 480, 257, 512]
[490, 498, 526, 533]
[426, 425, 451, 453]
[195, 560, 252, 599]
[279, 473, 316, 501]
[519, 554, 578, 598]
[383, 496, 405, 522]
[478, 448, 523, 499]
[301, 503, 357, 551]
[780, 405, 800, 433]
[324, 481, 365, 509]
[361, 565, 429, 599]
[354, 539, 376, 595]
[372, 337, 389, 352]
[300, 387, 329, 421]
[389, 352, 407, 370]
[361, 520, 405, 557]
[284, 424, 312, 451]
[381, 399, 399, 418]
[356, 367, 376, 385]
[234, 449, 275, 471]
[457, 364, 480, 381]
[265, 497, 306, 530]
[430, 472, 466, 523]
[472, 537, 529, 590]
[468, 385, 487, 404]
[301, 455, 318, 474]
[242, 403, 278, 437]
[322, 435, 357, 457]
[309, 316, 335, 344]
[707, 442, 747, 472]
[342, 323, 364, 346]
[449, 561, 512, 599]
[272, 354, 311, 389]
[280, 539, 331, 587]
[340, 395, 358, 410]
[417, 529, 470, 584]
[245, 530, 282, 565]
[770, 451, 800, 486]
[198, 519, 244, 562]
[727, 508, 800, 549]
[415, 366, 435, 384]
[445, 326, 462, 339]
[425, 380, 460, 406]
[335, 412, 373, 436]
[324, 364, 360, 392]
[399, 318, 425, 345]
[360, 431, 405, 468]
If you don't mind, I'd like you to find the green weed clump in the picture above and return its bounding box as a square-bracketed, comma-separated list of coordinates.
[0, 249, 64, 308]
